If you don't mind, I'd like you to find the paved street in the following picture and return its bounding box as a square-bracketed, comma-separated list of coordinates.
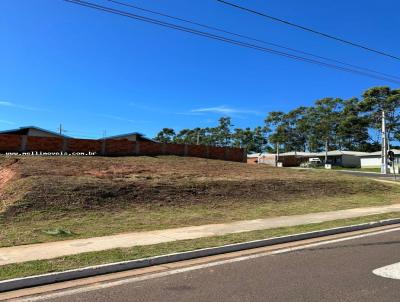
[12, 227, 400, 302]
[337, 170, 399, 180]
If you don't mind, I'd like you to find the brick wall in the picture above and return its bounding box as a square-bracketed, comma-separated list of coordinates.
[226, 147, 246, 162]
[0, 134, 21, 152]
[67, 139, 102, 153]
[26, 137, 63, 152]
[164, 143, 185, 156]
[0, 134, 246, 162]
[208, 146, 226, 160]
[139, 141, 163, 156]
[187, 145, 208, 158]
[105, 140, 135, 156]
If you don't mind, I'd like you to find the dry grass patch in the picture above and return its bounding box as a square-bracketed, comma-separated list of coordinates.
[0, 155, 399, 247]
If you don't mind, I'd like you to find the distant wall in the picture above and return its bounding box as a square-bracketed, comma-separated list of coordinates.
[247, 157, 258, 164]
[340, 155, 361, 168]
[360, 157, 380, 168]
[279, 156, 305, 167]
[258, 154, 276, 166]
[0, 134, 246, 163]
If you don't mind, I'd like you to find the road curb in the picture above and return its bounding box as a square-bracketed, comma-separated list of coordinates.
[1, 218, 400, 292]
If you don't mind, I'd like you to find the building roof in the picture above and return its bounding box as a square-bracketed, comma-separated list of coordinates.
[358, 149, 400, 157]
[259, 152, 273, 156]
[320, 150, 370, 157]
[279, 150, 370, 157]
[247, 153, 261, 158]
[0, 126, 70, 138]
[279, 151, 317, 157]
[101, 132, 155, 142]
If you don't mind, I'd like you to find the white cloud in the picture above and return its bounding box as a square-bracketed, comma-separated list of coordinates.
[0, 101, 13, 107]
[0, 101, 46, 111]
[98, 114, 149, 124]
[191, 105, 261, 116]
[0, 119, 15, 125]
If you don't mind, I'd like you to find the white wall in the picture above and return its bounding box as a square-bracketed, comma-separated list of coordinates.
[360, 157, 381, 168]
[258, 154, 276, 166]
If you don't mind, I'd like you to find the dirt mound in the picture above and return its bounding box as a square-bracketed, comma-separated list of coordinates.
[0, 163, 18, 213]
[0, 168, 15, 191]
[0, 156, 390, 217]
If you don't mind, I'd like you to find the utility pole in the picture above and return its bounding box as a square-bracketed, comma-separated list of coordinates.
[324, 139, 328, 164]
[58, 124, 64, 136]
[381, 111, 388, 174]
[276, 142, 280, 166]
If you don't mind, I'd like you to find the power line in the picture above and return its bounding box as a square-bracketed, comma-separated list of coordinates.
[217, 0, 400, 61]
[64, 0, 400, 84]
[108, 0, 400, 80]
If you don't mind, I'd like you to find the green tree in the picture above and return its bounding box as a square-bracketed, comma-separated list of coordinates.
[283, 106, 309, 152]
[265, 111, 288, 153]
[174, 129, 193, 144]
[215, 117, 233, 147]
[232, 126, 268, 152]
[359, 86, 400, 145]
[154, 128, 176, 143]
[336, 98, 370, 151]
[252, 126, 269, 152]
[307, 98, 343, 154]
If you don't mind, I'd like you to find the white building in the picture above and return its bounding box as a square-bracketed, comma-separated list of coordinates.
[359, 150, 400, 168]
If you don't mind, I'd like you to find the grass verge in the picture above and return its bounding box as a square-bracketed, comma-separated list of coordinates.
[1, 212, 399, 281]
[332, 167, 381, 172]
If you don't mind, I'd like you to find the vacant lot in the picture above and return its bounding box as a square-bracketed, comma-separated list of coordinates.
[1, 155, 399, 247]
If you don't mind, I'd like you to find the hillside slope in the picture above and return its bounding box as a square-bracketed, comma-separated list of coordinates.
[1, 156, 399, 246]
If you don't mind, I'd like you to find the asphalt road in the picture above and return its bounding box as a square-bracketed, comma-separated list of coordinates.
[337, 170, 398, 179]
[21, 228, 400, 302]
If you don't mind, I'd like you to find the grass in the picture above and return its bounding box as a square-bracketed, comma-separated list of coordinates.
[1, 212, 399, 281]
[331, 167, 381, 172]
[311, 166, 381, 172]
[1, 156, 400, 247]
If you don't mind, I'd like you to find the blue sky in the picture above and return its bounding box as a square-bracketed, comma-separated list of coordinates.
[1, 0, 399, 139]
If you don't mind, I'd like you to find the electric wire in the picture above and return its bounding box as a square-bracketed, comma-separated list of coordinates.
[108, 0, 400, 80]
[64, 0, 400, 84]
[217, 0, 400, 61]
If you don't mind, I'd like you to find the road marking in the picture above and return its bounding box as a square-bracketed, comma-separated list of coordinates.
[8, 227, 400, 302]
[373, 262, 400, 280]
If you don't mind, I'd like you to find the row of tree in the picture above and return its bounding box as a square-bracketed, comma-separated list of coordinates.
[154, 86, 400, 153]
[154, 117, 269, 152]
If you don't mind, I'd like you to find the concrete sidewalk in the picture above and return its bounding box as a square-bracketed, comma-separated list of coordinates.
[1, 204, 400, 266]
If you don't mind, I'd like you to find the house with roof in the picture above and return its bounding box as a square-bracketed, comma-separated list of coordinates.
[259, 150, 370, 168]
[247, 153, 260, 164]
[314, 150, 370, 168]
[358, 150, 400, 169]
[0, 126, 69, 138]
[100, 132, 154, 142]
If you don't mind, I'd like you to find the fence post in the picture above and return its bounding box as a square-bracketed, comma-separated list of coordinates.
[162, 143, 166, 155]
[135, 141, 140, 155]
[184, 144, 188, 156]
[20, 135, 27, 152]
[62, 138, 68, 153]
[101, 140, 106, 155]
